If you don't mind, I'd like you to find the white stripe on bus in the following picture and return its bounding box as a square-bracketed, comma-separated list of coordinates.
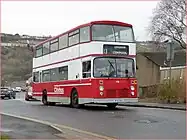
[33, 92, 64, 95]
[54, 83, 91, 87]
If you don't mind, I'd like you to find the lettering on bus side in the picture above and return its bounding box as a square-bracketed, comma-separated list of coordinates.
[54, 86, 64, 94]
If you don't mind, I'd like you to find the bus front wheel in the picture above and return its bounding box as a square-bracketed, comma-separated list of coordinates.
[70, 89, 80, 108]
[107, 103, 118, 109]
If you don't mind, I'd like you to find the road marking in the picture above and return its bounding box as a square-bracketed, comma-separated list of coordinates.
[0, 112, 115, 140]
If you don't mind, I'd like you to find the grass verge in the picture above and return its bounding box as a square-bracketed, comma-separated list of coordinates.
[139, 77, 186, 104]
[0, 135, 9, 140]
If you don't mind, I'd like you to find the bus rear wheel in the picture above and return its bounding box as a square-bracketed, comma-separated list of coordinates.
[42, 90, 48, 105]
[71, 89, 80, 108]
[107, 103, 118, 109]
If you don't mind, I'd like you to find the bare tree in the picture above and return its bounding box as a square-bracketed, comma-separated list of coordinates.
[148, 0, 186, 49]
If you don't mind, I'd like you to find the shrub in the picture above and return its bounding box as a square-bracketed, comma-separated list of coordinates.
[158, 77, 186, 103]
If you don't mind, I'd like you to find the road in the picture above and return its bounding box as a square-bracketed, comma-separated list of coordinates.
[1, 92, 186, 139]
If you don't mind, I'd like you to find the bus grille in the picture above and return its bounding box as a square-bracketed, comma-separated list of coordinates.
[106, 89, 128, 98]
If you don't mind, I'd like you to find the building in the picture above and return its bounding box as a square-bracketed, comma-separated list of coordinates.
[136, 51, 186, 87]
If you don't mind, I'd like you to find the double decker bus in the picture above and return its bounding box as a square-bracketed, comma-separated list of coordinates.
[32, 20, 138, 108]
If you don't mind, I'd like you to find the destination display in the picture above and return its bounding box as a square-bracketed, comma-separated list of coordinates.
[103, 44, 129, 55]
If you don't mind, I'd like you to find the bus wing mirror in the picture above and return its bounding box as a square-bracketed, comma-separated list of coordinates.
[136, 65, 138, 70]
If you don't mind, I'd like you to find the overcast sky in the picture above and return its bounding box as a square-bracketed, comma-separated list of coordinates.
[2, 1, 159, 41]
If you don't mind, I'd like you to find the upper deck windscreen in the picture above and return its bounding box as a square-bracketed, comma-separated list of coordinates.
[92, 24, 135, 43]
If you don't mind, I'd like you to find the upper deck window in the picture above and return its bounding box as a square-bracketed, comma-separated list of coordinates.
[50, 38, 59, 52]
[43, 42, 50, 55]
[35, 46, 43, 57]
[80, 26, 90, 43]
[59, 34, 68, 49]
[92, 24, 135, 43]
[68, 29, 79, 46]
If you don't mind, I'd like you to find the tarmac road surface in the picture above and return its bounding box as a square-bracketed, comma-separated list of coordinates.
[1, 92, 186, 139]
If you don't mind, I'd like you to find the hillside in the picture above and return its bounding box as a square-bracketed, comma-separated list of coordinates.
[1, 33, 50, 86]
[1, 46, 33, 84]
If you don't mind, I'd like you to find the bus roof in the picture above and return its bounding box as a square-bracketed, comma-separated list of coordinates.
[33, 20, 132, 48]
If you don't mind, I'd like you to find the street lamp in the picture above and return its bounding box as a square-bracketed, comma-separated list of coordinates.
[163, 39, 174, 88]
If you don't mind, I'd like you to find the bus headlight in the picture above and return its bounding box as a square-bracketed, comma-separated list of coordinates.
[131, 86, 135, 91]
[131, 92, 135, 96]
[99, 86, 104, 91]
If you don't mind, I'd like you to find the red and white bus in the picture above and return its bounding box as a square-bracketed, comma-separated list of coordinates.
[32, 20, 138, 108]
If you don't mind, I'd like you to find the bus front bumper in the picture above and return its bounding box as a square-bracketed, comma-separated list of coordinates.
[80, 98, 138, 104]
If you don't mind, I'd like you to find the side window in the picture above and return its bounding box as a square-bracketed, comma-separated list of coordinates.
[82, 61, 91, 78]
[59, 66, 68, 80]
[80, 26, 90, 43]
[42, 70, 50, 82]
[68, 30, 79, 46]
[50, 68, 59, 81]
[33, 72, 39, 82]
[35, 46, 43, 57]
[50, 38, 59, 52]
[59, 34, 68, 49]
[43, 42, 50, 55]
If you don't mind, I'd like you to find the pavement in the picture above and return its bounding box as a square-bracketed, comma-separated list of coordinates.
[0, 92, 186, 139]
[121, 102, 186, 111]
[1, 114, 63, 139]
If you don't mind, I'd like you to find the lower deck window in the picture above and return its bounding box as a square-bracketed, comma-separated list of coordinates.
[42, 70, 50, 82]
[82, 61, 91, 78]
[59, 66, 68, 80]
[33, 72, 39, 82]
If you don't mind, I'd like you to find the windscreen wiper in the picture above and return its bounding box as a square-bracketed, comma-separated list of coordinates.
[108, 60, 116, 78]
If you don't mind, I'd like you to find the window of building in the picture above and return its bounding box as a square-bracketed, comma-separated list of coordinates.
[35, 46, 43, 57]
[42, 70, 50, 82]
[82, 61, 91, 78]
[50, 38, 59, 52]
[68, 30, 79, 46]
[43, 42, 50, 55]
[33, 72, 39, 82]
[80, 26, 90, 43]
[50, 68, 59, 81]
[59, 66, 68, 80]
[59, 34, 68, 49]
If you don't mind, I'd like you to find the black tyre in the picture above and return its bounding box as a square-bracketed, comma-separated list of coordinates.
[70, 89, 80, 108]
[1, 97, 4, 100]
[48, 102, 56, 106]
[42, 90, 48, 105]
[12, 96, 16, 99]
[8, 95, 11, 99]
[107, 103, 118, 109]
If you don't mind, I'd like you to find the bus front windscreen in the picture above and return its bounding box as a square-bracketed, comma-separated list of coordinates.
[93, 57, 135, 78]
[92, 24, 135, 43]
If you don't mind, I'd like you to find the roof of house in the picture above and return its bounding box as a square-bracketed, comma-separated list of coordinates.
[137, 51, 186, 67]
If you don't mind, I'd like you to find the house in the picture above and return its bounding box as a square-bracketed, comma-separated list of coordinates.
[136, 51, 186, 87]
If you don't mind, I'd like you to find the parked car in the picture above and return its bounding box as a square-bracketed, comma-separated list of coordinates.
[0, 87, 16, 99]
[21, 88, 27, 92]
[15, 87, 22, 92]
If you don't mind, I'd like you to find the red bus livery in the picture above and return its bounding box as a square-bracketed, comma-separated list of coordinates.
[32, 20, 138, 108]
